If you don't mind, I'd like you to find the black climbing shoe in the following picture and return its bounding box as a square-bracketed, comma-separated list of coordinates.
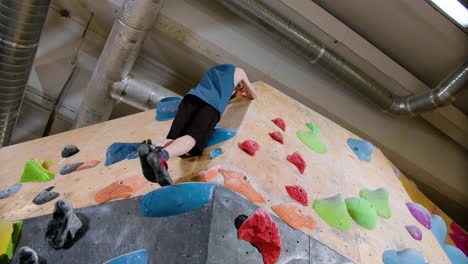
[138, 139, 157, 182]
[147, 148, 173, 187]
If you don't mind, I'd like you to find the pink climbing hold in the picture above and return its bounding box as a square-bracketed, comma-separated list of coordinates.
[285, 185, 308, 206]
[287, 152, 306, 174]
[449, 221, 468, 256]
[268, 131, 284, 144]
[238, 208, 282, 264]
[405, 225, 423, 241]
[272, 118, 286, 132]
[239, 140, 260, 156]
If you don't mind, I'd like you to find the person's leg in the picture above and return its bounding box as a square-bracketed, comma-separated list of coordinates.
[163, 135, 196, 158]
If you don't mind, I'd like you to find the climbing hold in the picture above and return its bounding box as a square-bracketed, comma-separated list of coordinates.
[449, 222, 468, 257]
[443, 244, 468, 264]
[0, 220, 22, 263]
[347, 138, 374, 162]
[61, 145, 80, 158]
[238, 140, 260, 156]
[75, 160, 101, 171]
[41, 160, 55, 170]
[406, 202, 431, 229]
[345, 197, 378, 230]
[0, 183, 22, 199]
[32, 186, 59, 205]
[45, 199, 84, 249]
[238, 208, 282, 264]
[141, 183, 215, 217]
[219, 169, 266, 204]
[287, 152, 306, 174]
[285, 185, 308, 206]
[191, 167, 219, 182]
[155, 97, 182, 121]
[382, 248, 426, 264]
[206, 127, 237, 147]
[105, 142, 141, 166]
[60, 162, 84, 175]
[271, 203, 316, 230]
[103, 249, 148, 264]
[210, 148, 224, 159]
[431, 214, 446, 245]
[18, 246, 44, 264]
[268, 131, 284, 144]
[297, 122, 327, 154]
[272, 118, 286, 131]
[313, 194, 352, 230]
[405, 225, 422, 241]
[20, 159, 55, 183]
[392, 169, 400, 178]
[95, 176, 147, 204]
[359, 188, 391, 219]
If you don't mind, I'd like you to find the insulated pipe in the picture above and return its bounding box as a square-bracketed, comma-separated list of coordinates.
[217, 0, 468, 115]
[111, 75, 180, 110]
[0, 0, 51, 147]
[74, 0, 164, 128]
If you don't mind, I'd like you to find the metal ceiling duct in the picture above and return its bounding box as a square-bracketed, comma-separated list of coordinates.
[74, 0, 164, 128]
[217, 0, 468, 115]
[0, 0, 51, 147]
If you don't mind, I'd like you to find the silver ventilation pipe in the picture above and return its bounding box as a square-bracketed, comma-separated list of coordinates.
[0, 0, 51, 147]
[111, 75, 180, 110]
[74, 0, 165, 128]
[217, 0, 468, 115]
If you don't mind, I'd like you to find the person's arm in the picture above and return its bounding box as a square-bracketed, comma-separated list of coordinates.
[234, 67, 258, 99]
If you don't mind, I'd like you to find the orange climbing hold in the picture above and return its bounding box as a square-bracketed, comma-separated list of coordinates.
[272, 118, 286, 131]
[272, 203, 316, 230]
[219, 169, 266, 203]
[75, 160, 101, 171]
[191, 167, 219, 182]
[94, 176, 147, 204]
[287, 152, 306, 174]
[268, 131, 284, 144]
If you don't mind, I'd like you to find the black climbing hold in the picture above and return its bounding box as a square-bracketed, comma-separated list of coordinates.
[0, 183, 22, 199]
[61, 145, 80, 158]
[234, 214, 248, 230]
[18, 246, 46, 264]
[60, 163, 84, 175]
[45, 199, 86, 249]
[33, 186, 59, 205]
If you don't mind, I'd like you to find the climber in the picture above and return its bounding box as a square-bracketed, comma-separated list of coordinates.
[138, 64, 258, 186]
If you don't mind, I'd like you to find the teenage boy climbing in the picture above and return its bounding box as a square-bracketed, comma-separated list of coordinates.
[138, 64, 258, 186]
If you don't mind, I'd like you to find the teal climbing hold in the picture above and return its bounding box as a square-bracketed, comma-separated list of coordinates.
[444, 244, 468, 264]
[359, 188, 391, 219]
[103, 249, 148, 264]
[206, 127, 236, 147]
[296, 122, 327, 154]
[156, 97, 182, 121]
[313, 194, 353, 230]
[141, 183, 215, 217]
[345, 197, 378, 230]
[430, 214, 468, 264]
[382, 248, 425, 264]
[347, 138, 374, 162]
[105, 143, 141, 166]
[19, 159, 55, 183]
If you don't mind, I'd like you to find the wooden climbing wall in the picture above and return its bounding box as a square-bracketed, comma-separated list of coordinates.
[0, 82, 450, 263]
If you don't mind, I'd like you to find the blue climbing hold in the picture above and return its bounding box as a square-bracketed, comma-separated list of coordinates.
[444, 244, 468, 264]
[156, 97, 182, 121]
[141, 183, 215, 217]
[382, 248, 425, 264]
[431, 214, 447, 246]
[206, 127, 236, 147]
[105, 142, 141, 166]
[210, 148, 224, 159]
[347, 138, 374, 162]
[103, 249, 148, 264]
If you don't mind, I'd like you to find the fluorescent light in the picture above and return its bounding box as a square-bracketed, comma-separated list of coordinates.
[429, 0, 468, 27]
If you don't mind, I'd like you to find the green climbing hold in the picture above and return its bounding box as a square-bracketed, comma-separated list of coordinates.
[297, 122, 327, 154]
[345, 197, 378, 230]
[360, 188, 391, 219]
[19, 159, 55, 183]
[313, 194, 352, 230]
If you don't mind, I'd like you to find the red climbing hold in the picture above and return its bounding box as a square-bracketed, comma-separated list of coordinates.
[239, 140, 260, 156]
[287, 152, 306, 174]
[238, 208, 282, 264]
[272, 118, 286, 131]
[268, 131, 284, 144]
[285, 185, 308, 206]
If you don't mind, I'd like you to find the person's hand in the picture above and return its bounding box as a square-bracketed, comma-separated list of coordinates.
[234, 67, 258, 100]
